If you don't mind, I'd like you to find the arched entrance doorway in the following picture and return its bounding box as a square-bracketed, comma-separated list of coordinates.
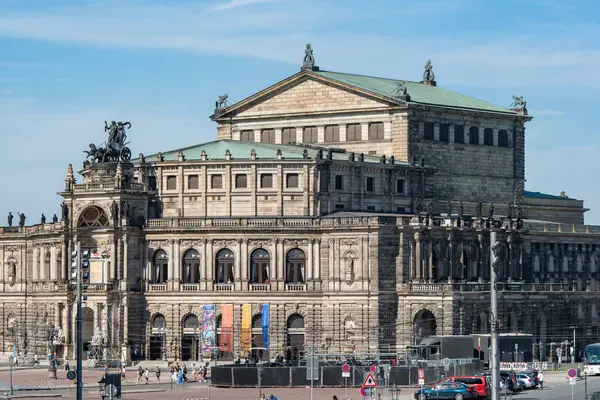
[414, 309, 437, 342]
[181, 314, 200, 361]
[251, 314, 268, 361]
[82, 307, 94, 352]
[149, 314, 166, 360]
[286, 314, 305, 361]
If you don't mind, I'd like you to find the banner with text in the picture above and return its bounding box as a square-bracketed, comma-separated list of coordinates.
[241, 304, 252, 352]
[261, 304, 270, 349]
[201, 305, 216, 353]
[220, 304, 233, 353]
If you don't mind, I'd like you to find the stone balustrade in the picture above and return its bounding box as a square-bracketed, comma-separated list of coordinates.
[149, 283, 167, 292]
[408, 282, 573, 293]
[215, 283, 234, 292]
[250, 283, 270, 292]
[181, 283, 200, 292]
[72, 182, 145, 192]
[285, 283, 307, 291]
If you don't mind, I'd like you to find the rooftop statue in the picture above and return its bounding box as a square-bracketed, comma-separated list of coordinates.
[510, 95, 528, 115]
[422, 60, 435, 82]
[392, 81, 409, 100]
[84, 121, 132, 163]
[302, 43, 316, 70]
[215, 95, 228, 111]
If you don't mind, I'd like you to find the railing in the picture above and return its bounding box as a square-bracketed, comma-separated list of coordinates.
[146, 216, 395, 229]
[149, 283, 167, 292]
[83, 284, 106, 292]
[181, 284, 199, 292]
[215, 283, 234, 292]
[285, 283, 306, 291]
[250, 283, 270, 292]
[73, 182, 145, 192]
[408, 282, 573, 293]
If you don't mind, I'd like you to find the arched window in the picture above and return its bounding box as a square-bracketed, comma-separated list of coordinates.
[153, 250, 168, 283]
[152, 314, 166, 331]
[182, 249, 200, 284]
[469, 127, 479, 144]
[498, 129, 509, 147]
[78, 206, 109, 228]
[215, 249, 234, 284]
[484, 128, 494, 146]
[286, 249, 305, 284]
[286, 314, 305, 360]
[250, 249, 270, 283]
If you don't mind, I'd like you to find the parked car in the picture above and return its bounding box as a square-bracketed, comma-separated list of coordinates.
[414, 382, 478, 399]
[440, 376, 489, 398]
[516, 373, 535, 389]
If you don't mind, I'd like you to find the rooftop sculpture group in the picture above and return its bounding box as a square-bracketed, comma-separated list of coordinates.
[84, 121, 132, 164]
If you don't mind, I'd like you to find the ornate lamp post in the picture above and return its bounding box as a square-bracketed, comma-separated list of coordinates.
[159, 327, 168, 361]
[46, 323, 57, 379]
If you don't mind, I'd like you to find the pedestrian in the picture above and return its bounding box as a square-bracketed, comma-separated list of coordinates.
[105, 364, 109, 375]
[155, 365, 161, 382]
[33, 353, 39, 368]
[137, 366, 143, 383]
[144, 368, 149, 385]
[121, 365, 127, 382]
[538, 370, 544, 390]
[177, 368, 184, 384]
[64, 356, 70, 372]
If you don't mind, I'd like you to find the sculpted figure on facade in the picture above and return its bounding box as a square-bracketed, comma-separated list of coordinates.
[422, 60, 435, 82]
[17, 213, 26, 227]
[302, 43, 315, 70]
[91, 325, 103, 346]
[7, 212, 13, 227]
[52, 214, 58, 223]
[7, 260, 16, 280]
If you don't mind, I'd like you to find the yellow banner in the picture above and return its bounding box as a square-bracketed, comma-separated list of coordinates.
[241, 304, 252, 352]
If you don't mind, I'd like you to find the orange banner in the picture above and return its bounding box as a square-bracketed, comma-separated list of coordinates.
[220, 304, 233, 353]
[241, 304, 252, 352]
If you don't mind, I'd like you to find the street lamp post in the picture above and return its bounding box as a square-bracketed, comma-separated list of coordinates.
[538, 341, 543, 362]
[47, 323, 57, 379]
[160, 327, 168, 361]
[569, 326, 577, 362]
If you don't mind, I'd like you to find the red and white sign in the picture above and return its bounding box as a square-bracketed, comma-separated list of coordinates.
[418, 369, 425, 379]
[342, 363, 351, 378]
[362, 373, 377, 387]
[370, 364, 377, 374]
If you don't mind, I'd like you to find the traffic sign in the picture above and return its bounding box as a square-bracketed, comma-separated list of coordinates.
[568, 368, 577, 379]
[342, 363, 351, 373]
[569, 378, 576, 386]
[362, 373, 377, 387]
[418, 369, 425, 379]
[418, 378, 425, 386]
[67, 370, 77, 380]
[360, 386, 367, 397]
[370, 364, 377, 374]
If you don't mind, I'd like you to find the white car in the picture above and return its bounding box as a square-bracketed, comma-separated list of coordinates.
[516, 374, 535, 389]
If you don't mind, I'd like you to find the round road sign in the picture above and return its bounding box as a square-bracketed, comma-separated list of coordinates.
[370, 364, 377, 373]
[342, 363, 351, 373]
[360, 386, 367, 397]
[418, 369, 425, 379]
[106, 384, 117, 398]
[568, 368, 577, 378]
[66, 370, 77, 380]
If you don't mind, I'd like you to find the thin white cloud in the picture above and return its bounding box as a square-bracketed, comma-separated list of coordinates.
[207, 0, 282, 13]
[531, 109, 567, 115]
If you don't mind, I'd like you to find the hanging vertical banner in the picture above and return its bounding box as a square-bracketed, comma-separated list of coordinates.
[220, 304, 233, 353]
[241, 304, 252, 352]
[201, 305, 216, 353]
[261, 304, 270, 349]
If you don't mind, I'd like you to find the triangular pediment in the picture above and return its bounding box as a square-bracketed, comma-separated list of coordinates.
[212, 71, 402, 120]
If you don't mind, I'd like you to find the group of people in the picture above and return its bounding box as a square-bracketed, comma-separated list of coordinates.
[135, 361, 208, 384]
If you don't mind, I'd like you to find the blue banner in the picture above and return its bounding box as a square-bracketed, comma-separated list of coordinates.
[261, 304, 269, 349]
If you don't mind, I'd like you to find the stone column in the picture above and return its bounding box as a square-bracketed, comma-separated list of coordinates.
[60, 241, 67, 282]
[339, 124, 347, 142]
[409, 240, 415, 281]
[55, 303, 61, 329]
[122, 234, 129, 283]
[235, 240, 242, 290]
[206, 240, 214, 283]
[314, 239, 321, 280]
[122, 299, 130, 361]
[277, 239, 284, 289]
[102, 304, 109, 345]
[428, 240, 433, 281]
[241, 239, 248, 289]
[201, 240, 208, 290]
[168, 240, 174, 283]
[270, 240, 276, 282]
[307, 240, 313, 281]
[360, 123, 369, 141]
[415, 232, 422, 281]
[63, 304, 70, 344]
[33, 246, 39, 282]
[110, 240, 117, 281]
[50, 245, 57, 281]
[174, 240, 181, 281]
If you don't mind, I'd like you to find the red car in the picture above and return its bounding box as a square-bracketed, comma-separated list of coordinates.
[440, 376, 489, 398]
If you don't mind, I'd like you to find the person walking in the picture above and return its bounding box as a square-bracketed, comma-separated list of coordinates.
[538, 371, 544, 390]
[155, 365, 161, 382]
[64, 356, 70, 372]
[144, 368, 149, 385]
[137, 366, 143, 383]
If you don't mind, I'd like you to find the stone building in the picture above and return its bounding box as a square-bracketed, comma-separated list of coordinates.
[0, 46, 598, 364]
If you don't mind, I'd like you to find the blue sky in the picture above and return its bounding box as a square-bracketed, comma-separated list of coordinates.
[1, 0, 599, 223]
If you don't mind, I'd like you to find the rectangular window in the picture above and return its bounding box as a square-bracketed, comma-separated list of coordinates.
[484, 128, 494, 146]
[498, 129, 509, 147]
[235, 174, 247, 188]
[260, 174, 273, 188]
[469, 127, 479, 145]
[424, 122, 434, 140]
[366, 176, 374, 192]
[396, 179, 405, 194]
[188, 175, 199, 190]
[335, 175, 343, 190]
[368, 150, 377, 155]
[368, 122, 385, 140]
[439, 124, 449, 143]
[454, 125, 465, 144]
[211, 174, 223, 189]
[303, 126, 318, 143]
[166, 176, 177, 190]
[324, 125, 340, 142]
[346, 123, 362, 141]
[286, 173, 299, 188]
[282, 128, 296, 144]
[261, 129, 275, 143]
[240, 130, 254, 142]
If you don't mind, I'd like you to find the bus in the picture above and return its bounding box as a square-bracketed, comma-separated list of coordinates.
[584, 343, 600, 375]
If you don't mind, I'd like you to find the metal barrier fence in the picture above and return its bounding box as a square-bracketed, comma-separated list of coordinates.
[211, 362, 484, 388]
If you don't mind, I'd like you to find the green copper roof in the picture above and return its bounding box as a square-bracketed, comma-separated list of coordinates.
[139, 139, 402, 164]
[524, 190, 576, 201]
[315, 70, 514, 114]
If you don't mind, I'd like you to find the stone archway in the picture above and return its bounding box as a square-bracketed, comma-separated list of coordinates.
[414, 309, 437, 340]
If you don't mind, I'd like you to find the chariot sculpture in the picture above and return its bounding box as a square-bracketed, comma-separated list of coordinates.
[84, 121, 132, 163]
